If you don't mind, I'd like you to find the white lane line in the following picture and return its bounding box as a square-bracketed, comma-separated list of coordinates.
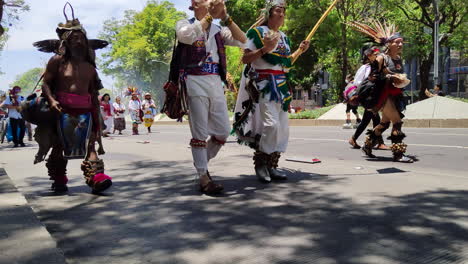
[290, 137, 468, 149]
[292, 129, 468, 137]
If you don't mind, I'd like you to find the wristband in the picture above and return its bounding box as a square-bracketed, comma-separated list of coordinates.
[204, 14, 213, 24]
[220, 15, 233, 27]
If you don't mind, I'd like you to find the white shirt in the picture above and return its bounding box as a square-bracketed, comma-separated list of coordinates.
[246, 26, 291, 72]
[128, 100, 141, 111]
[353, 64, 371, 86]
[113, 102, 126, 119]
[141, 99, 155, 109]
[176, 19, 245, 98]
[3, 95, 24, 119]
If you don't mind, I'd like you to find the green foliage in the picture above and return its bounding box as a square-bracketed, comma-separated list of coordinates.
[0, 0, 30, 37]
[99, 89, 114, 99]
[99, 1, 186, 104]
[226, 46, 243, 86]
[11, 67, 43, 93]
[225, 90, 237, 112]
[288, 105, 334, 119]
[447, 96, 468, 104]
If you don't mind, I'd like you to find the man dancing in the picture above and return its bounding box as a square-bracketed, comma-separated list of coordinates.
[233, 0, 310, 182]
[34, 3, 112, 193]
[176, 0, 246, 194]
[347, 20, 413, 163]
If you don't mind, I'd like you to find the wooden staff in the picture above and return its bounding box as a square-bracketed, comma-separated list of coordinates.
[291, 0, 341, 64]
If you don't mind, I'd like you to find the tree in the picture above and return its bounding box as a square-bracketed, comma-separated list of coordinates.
[0, 0, 29, 37]
[11, 67, 43, 94]
[382, 0, 467, 98]
[99, 1, 186, 105]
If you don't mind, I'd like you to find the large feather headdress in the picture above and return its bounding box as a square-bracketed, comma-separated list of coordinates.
[346, 19, 401, 45]
[32, 2, 108, 64]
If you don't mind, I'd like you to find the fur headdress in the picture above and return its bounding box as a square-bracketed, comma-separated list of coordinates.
[346, 19, 401, 45]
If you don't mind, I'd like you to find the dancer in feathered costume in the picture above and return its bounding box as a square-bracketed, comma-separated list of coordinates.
[233, 0, 310, 182]
[32, 2, 113, 193]
[346, 20, 413, 163]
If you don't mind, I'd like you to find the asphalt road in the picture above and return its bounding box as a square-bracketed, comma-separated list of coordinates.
[1, 125, 468, 264]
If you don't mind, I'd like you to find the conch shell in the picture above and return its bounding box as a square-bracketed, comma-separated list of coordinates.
[392, 73, 411, 88]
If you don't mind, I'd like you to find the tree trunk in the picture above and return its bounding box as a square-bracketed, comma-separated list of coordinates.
[0, 1, 5, 37]
[418, 52, 434, 99]
[338, 1, 349, 101]
[340, 21, 348, 97]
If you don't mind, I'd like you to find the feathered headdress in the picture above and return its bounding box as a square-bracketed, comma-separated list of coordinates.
[250, 0, 287, 30]
[125, 86, 141, 97]
[32, 2, 109, 65]
[346, 19, 401, 45]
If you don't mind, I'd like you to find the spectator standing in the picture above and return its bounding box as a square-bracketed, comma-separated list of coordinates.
[100, 94, 114, 137]
[0, 86, 26, 147]
[112, 96, 126, 135]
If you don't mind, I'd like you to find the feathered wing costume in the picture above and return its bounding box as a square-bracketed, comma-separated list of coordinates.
[30, 2, 109, 164]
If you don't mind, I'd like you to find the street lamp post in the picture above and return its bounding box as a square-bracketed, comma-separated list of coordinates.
[433, 0, 440, 87]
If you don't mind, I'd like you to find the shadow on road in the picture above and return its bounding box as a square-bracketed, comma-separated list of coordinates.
[16, 158, 468, 264]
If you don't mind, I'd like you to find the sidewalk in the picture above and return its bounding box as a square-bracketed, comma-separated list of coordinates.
[0, 168, 67, 264]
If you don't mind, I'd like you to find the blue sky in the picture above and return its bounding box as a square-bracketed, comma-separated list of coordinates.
[0, 0, 190, 92]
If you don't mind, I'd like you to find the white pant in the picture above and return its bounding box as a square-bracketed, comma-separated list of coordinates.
[188, 96, 230, 175]
[103, 117, 114, 133]
[258, 97, 289, 154]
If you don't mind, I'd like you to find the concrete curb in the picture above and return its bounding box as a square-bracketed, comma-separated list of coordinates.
[0, 168, 68, 264]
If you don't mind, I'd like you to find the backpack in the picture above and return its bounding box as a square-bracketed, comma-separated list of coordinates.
[160, 33, 188, 119]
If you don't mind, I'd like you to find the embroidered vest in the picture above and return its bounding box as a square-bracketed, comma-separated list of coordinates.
[173, 18, 227, 84]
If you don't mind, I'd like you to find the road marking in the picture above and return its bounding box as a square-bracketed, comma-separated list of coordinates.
[292, 128, 468, 137]
[290, 137, 468, 149]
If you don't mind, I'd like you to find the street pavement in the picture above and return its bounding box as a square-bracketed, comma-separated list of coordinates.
[1, 125, 468, 264]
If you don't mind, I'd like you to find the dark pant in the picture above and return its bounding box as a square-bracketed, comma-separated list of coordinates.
[346, 103, 358, 115]
[353, 110, 380, 140]
[10, 118, 25, 145]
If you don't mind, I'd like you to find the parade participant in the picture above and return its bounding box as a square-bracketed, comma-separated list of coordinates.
[233, 0, 310, 182]
[347, 20, 413, 162]
[128, 93, 141, 135]
[348, 46, 388, 150]
[141, 93, 156, 133]
[1, 86, 26, 147]
[343, 75, 361, 129]
[112, 96, 126, 134]
[175, 0, 246, 194]
[33, 3, 112, 193]
[100, 93, 113, 137]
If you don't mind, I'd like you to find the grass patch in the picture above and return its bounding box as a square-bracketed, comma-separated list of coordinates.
[289, 105, 335, 119]
[447, 96, 468, 103]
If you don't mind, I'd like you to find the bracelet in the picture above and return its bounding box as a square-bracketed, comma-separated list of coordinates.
[220, 15, 233, 27]
[204, 14, 213, 24]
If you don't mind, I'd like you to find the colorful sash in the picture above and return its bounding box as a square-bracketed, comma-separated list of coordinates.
[256, 69, 291, 111]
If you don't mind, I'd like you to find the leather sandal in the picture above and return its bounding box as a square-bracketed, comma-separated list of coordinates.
[199, 172, 223, 195]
